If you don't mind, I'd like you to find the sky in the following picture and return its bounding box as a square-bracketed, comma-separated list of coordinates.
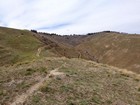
[0, 0, 140, 34]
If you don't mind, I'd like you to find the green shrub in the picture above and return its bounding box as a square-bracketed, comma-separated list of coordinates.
[92, 96, 101, 104]
[39, 67, 47, 74]
[40, 86, 53, 93]
[138, 87, 140, 92]
[32, 95, 40, 103]
[25, 68, 35, 75]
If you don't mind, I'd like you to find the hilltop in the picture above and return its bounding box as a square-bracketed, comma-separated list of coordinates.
[0, 27, 140, 105]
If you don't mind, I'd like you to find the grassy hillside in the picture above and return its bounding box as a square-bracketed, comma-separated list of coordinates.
[0, 27, 140, 105]
[1, 27, 139, 73]
[0, 27, 58, 66]
[0, 57, 139, 105]
[38, 32, 140, 73]
[76, 32, 140, 73]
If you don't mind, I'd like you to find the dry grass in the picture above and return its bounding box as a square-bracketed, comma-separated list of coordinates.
[1, 27, 140, 73]
[24, 58, 140, 105]
[0, 57, 64, 104]
[0, 27, 140, 105]
[37, 32, 140, 73]
[0, 27, 45, 66]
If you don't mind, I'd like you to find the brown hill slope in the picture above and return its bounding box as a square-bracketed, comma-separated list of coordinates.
[76, 32, 140, 73]
[0, 27, 140, 104]
[0, 26, 139, 73]
[37, 32, 140, 73]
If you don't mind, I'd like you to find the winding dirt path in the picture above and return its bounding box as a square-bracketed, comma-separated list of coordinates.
[10, 65, 65, 105]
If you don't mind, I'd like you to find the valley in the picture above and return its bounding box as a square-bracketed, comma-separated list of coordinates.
[0, 27, 140, 105]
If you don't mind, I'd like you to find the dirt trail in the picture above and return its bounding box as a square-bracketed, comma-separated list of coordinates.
[10, 65, 65, 105]
[36, 46, 46, 57]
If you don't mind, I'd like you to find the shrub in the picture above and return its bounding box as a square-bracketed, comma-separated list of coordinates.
[31, 30, 37, 33]
[138, 87, 140, 92]
[25, 68, 35, 75]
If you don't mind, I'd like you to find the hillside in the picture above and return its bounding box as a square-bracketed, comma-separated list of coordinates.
[76, 32, 140, 73]
[0, 57, 140, 105]
[37, 32, 140, 73]
[0, 27, 139, 73]
[0, 27, 140, 105]
[0, 27, 58, 66]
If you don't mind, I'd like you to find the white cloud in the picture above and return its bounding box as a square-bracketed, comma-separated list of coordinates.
[0, 0, 140, 34]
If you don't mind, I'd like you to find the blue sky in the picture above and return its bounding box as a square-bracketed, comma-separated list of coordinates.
[0, 0, 140, 34]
